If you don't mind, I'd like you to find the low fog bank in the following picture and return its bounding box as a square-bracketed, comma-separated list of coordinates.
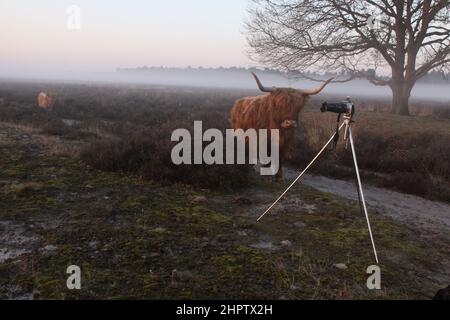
[114, 70, 450, 102]
[3, 69, 450, 102]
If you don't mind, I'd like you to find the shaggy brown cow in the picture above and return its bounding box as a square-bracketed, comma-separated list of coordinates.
[231, 73, 333, 181]
[37, 92, 55, 111]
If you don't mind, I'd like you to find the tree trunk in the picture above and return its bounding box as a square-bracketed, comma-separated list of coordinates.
[391, 84, 411, 116]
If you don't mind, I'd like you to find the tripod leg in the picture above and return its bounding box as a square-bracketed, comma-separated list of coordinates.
[348, 126, 380, 264]
[257, 122, 346, 222]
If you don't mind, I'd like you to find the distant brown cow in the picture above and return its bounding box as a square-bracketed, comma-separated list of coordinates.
[231, 73, 333, 181]
[37, 92, 55, 111]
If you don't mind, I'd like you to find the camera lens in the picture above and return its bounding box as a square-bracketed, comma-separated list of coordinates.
[321, 102, 350, 114]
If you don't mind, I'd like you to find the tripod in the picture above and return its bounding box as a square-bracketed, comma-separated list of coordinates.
[257, 111, 379, 265]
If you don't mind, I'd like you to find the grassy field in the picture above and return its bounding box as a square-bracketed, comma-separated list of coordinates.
[0, 81, 449, 299]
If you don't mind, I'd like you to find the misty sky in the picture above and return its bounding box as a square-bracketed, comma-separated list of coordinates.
[0, 0, 251, 78]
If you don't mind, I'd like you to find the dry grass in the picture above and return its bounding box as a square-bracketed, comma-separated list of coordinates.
[0, 81, 449, 199]
[0, 122, 81, 157]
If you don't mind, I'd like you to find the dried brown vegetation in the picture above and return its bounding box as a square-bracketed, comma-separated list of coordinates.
[0, 81, 448, 200]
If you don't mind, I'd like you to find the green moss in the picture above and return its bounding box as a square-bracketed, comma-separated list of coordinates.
[46, 178, 66, 187]
[150, 227, 167, 235]
[236, 246, 267, 266]
[16, 274, 35, 292]
[7, 181, 44, 195]
[140, 273, 159, 290]
[210, 255, 240, 273]
[123, 195, 149, 209]
[3, 168, 19, 177]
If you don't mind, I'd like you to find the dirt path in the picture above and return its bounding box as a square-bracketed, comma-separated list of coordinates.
[285, 168, 450, 234]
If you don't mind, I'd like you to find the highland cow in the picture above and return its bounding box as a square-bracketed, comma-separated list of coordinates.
[231, 73, 333, 181]
[37, 92, 55, 111]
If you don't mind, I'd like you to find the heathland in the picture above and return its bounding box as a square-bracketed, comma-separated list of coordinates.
[0, 81, 449, 299]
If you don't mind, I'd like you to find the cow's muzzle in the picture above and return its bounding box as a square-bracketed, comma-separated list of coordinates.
[281, 120, 298, 129]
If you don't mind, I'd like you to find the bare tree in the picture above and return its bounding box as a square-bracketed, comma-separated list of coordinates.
[246, 0, 450, 115]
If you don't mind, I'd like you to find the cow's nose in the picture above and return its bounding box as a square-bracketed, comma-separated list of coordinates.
[281, 120, 298, 129]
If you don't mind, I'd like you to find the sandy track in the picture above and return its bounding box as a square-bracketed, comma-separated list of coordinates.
[285, 168, 450, 234]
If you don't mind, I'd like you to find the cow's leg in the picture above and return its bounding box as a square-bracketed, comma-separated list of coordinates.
[265, 133, 278, 181]
[246, 138, 260, 175]
[274, 138, 286, 182]
[254, 161, 262, 175]
[275, 157, 284, 182]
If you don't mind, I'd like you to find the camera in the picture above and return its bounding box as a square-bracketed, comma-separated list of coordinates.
[321, 97, 355, 116]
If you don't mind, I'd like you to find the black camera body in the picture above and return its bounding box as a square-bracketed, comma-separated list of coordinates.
[321, 99, 355, 116]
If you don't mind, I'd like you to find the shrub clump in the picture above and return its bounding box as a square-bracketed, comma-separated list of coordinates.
[80, 124, 251, 191]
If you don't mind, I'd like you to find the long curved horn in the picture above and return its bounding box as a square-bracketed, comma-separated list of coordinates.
[251, 72, 276, 93]
[299, 77, 335, 96]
